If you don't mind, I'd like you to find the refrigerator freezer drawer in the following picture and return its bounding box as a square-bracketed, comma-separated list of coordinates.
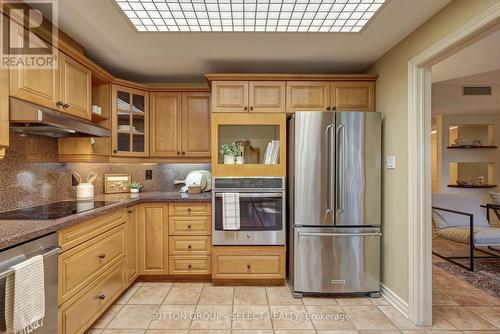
[293, 227, 380, 294]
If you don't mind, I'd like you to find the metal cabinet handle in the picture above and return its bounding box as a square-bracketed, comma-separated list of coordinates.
[98, 254, 106, 259]
[247, 264, 251, 270]
[187, 224, 192, 229]
[187, 245, 192, 249]
[63, 103, 70, 109]
[187, 264, 192, 269]
[187, 208, 192, 212]
[244, 106, 248, 111]
[127, 209, 134, 214]
[98, 295, 106, 300]
[182, 151, 186, 155]
[250, 106, 254, 111]
[56, 101, 64, 107]
[113, 149, 118, 154]
[332, 106, 337, 111]
[326, 106, 331, 111]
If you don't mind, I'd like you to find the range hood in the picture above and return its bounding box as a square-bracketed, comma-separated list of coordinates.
[9, 98, 110, 138]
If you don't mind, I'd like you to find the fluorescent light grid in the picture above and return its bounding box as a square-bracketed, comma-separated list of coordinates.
[116, 0, 386, 32]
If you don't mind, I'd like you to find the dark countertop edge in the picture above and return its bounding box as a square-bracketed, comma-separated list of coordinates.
[0, 192, 211, 251]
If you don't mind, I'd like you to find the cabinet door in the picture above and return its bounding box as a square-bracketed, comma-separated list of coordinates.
[59, 53, 92, 119]
[181, 92, 211, 157]
[212, 81, 248, 113]
[249, 81, 285, 113]
[286, 82, 330, 112]
[10, 62, 59, 111]
[150, 92, 181, 157]
[126, 206, 139, 284]
[139, 204, 169, 275]
[111, 85, 149, 157]
[0, 69, 8, 154]
[331, 81, 375, 112]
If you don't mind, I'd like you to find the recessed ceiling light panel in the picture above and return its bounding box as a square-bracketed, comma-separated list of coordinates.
[115, 0, 386, 32]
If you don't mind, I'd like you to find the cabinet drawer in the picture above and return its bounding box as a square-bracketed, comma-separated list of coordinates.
[168, 203, 211, 216]
[169, 256, 211, 275]
[169, 236, 211, 255]
[59, 261, 124, 334]
[212, 246, 285, 279]
[59, 225, 125, 304]
[169, 216, 211, 235]
[59, 209, 126, 252]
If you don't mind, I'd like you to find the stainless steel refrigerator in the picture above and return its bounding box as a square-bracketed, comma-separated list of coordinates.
[288, 111, 381, 297]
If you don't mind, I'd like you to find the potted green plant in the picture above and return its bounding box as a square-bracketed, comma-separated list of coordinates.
[220, 142, 241, 164]
[123, 181, 143, 193]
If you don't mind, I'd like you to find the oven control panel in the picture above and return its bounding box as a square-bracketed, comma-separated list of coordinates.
[213, 177, 284, 189]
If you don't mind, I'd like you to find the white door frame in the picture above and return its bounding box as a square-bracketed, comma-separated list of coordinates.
[407, 4, 500, 325]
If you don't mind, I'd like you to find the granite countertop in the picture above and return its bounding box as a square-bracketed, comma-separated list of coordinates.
[0, 191, 212, 251]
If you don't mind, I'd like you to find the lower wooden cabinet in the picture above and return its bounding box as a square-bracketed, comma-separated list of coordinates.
[139, 203, 169, 275]
[58, 261, 125, 334]
[169, 256, 211, 275]
[212, 246, 286, 282]
[125, 206, 139, 284]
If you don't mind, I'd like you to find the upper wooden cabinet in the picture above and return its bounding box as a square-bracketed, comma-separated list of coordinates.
[150, 91, 210, 158]
[331, 81, 375, 112]
[286, 81, 330, 112]
[150, 92, 181, 157]
[287, 81, 375, 112]
[59, 53, 92, 119]
[10, 52, 92, 120]
[212, 81, 285, 113]
[111, 85, 149, 157]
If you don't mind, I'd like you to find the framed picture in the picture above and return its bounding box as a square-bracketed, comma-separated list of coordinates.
[104, 174, 131, 194]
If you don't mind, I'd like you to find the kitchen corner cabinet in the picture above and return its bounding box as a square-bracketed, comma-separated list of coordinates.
[212, 81, 285, 113]
[286, 81, 375, 112]
[125, 206, 139, 284]
[111, 85, 149, 157]
[10, 52, 92, 120]
[139, 204, 169, 275]
[150, 91, 210, 158]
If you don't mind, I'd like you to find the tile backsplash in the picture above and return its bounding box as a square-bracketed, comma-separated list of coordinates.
[0, 132, 210, 212]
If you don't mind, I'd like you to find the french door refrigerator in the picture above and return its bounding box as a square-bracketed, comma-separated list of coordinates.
[288, 111, 381, 297]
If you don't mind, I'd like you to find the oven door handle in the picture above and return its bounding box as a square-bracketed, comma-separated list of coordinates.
[214, 193, 283, 198]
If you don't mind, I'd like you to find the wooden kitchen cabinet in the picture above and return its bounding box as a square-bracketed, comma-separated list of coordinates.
[286, 81, 330, 112]
[0, 69, 8, 158]
[212, 80, 285, 113]
[10, 64, 59, 111]
[150, 92, 210, 158]
[111, 85, 149, 157]
[150, 92, 181, 157]
[249, 81, 286, 113]
[125, 206, 139, 284]
[212, 81, 248, 113]
[59, 53, 92, 119]
[331, 81, 375, 112]
[139, 204, 169, 275]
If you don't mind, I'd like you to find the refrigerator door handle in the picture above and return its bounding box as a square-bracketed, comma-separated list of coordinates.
[335, 123, 345, 218]
[299, 232, 382, 237]
[325, 124, 334, 214]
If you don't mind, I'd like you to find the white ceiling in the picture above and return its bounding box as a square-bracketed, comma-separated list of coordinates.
[48, 0, 450, 83]
[432, 29, 500, 83]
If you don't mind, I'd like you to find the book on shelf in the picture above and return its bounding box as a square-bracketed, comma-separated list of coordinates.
[264, 140, 280, 164]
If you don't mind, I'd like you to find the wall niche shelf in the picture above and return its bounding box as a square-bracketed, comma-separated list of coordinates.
[448, 184, 497, 188]
[447, 145, 498, 149]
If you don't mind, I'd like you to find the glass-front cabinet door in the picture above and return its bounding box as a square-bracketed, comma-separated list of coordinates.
[111, 85, 149, 156]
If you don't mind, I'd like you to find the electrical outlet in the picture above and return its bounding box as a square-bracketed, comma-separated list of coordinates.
[145, 170, 153, 180]
[71, 174, 79, 186]
[386, 156, 396, 169]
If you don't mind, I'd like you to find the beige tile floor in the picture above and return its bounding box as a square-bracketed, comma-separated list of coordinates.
[86, 269, 500, 334]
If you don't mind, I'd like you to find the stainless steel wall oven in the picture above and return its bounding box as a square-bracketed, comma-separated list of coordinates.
[212, 177, 286, 245]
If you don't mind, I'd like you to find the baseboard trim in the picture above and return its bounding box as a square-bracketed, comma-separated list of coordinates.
[381, 283, 409, 318]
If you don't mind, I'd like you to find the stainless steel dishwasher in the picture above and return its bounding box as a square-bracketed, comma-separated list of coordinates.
[0, 233, 59, 334]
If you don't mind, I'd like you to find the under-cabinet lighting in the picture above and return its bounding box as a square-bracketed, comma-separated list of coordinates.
[115, 0, 386, 33]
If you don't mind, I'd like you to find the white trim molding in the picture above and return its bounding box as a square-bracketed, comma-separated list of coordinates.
[381, 283, 409, 318]
[407, 3, 500, 326]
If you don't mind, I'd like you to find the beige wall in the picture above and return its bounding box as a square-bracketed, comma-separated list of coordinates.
[366, 0, 500, 303]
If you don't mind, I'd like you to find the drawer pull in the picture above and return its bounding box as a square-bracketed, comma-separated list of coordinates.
[98, 294, 106, 300]
[187, 245, 192, 249]
[98, 254, 106, 259]
[127, 209, 134, 214]
[187, 224, 192, 229]
[247, 264, 252, 270]
[187, 264, 192, 269]
[187, 208, 192, 212]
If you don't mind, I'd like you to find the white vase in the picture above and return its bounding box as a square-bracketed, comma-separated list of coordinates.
[224, 155, 235, 164]
[235, 156, 244, 164]
[130, 188, 140, 193]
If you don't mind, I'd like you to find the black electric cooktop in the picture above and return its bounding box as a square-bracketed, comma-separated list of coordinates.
[0, 201, 117, 220]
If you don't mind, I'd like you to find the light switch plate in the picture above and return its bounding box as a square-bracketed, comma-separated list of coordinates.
[386, 156, 396, 169]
